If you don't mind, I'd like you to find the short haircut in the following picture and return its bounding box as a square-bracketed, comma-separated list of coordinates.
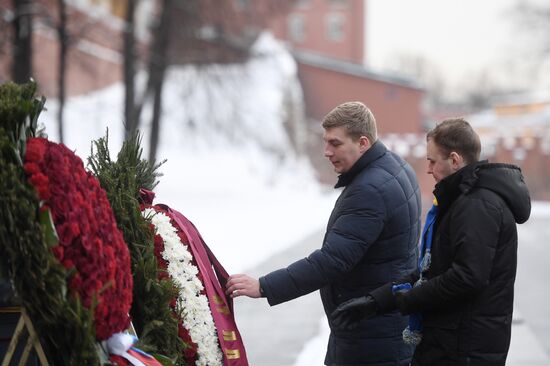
[427, 118, 481, 164]
[322, 101, 377, 144]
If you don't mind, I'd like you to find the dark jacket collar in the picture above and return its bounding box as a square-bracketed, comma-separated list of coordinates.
[335, 140, 387, 188]
[433, 160, 487, 216]
[433, 160, 531, 224]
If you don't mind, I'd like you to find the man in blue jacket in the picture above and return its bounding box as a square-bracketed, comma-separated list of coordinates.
[226, 101, 421, 365]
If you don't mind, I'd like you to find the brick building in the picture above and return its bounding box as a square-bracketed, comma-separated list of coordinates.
[0, 0, 297, 97]
[467, 91, 550, 200]
[0, 0, 145, 97]
[269, 0, 425, 133]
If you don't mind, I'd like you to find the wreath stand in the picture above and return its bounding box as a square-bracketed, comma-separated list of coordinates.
[1, 307, 49, 366]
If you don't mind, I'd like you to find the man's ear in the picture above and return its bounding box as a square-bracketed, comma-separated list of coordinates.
[449, 151, 465, 170]
[358, 136, 371, 153]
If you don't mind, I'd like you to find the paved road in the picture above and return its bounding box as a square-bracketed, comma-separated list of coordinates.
[234, 215, 550, 366]
[509, 215, 550, 364]
[233, 230, 326, 366]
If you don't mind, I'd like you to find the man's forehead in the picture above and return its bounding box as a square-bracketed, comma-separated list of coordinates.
[426, 139, 445, 158]
[323, 126, 347, 140]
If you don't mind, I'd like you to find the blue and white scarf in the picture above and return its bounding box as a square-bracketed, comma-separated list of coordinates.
[392, 198, 438, 345]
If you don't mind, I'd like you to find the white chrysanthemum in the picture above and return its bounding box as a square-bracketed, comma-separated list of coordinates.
[142, 208, 223, 366]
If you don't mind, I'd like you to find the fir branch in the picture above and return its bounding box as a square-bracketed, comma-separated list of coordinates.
[89, 131, 186, 364]
[117, 132, 166, 191]
[0, 81, 46, 162]
[0, 131, 100, 365]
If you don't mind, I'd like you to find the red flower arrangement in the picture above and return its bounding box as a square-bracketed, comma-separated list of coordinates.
[24, 137, 133, 340]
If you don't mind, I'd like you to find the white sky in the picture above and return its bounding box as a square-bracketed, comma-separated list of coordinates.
[366, 0, 523, 89]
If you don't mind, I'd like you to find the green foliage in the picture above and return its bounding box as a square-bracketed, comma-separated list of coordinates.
[89, 131, 165, 195]
[0, 130, 101, 365]
[0, 81, 46, 164]
[89, 131, 187, 365]
[0, 81, 113, 365]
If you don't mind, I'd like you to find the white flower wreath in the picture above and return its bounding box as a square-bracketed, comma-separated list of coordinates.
[142, 208, 223, 366]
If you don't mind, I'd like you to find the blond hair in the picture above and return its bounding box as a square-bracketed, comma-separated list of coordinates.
[322, 101, 377, 143]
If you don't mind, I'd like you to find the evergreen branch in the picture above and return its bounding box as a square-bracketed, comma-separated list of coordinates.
[89, 130, 186, 364]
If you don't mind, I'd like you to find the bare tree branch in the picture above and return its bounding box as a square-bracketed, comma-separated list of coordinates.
[11, 0, 33, 84]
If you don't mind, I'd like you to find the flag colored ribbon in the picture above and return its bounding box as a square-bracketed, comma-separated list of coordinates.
[158, 204, 249, 366]
[107, 333, 162, 366]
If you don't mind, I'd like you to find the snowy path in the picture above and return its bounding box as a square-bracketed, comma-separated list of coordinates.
[233, 230, 326, 366]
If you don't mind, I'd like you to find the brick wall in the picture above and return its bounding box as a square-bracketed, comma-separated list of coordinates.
[269, 0, 365, 64]
[297, 59, 424, 135]
[308, 130, 550, 205]
[0, 0, 127, 97]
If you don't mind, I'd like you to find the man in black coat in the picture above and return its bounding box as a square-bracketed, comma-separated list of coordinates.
[332, 118, 531, 366]
[226, 101, 421, 365]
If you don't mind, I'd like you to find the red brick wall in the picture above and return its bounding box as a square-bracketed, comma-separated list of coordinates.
[298, 61, 424, 134]
[311, 130, 550, 213]
[385, 133, 550, 202]
[0, 0, 126, 97]
[270, 0, 365, 64]
[490, 135, 550, 200]
[32, 30, 121, 97]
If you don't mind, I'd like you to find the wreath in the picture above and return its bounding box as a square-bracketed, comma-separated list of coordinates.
[88, 133, 188, 364]
[143, 206, 224, 366]
[24, 137, 133, 340]
[0, 81, 136, 364]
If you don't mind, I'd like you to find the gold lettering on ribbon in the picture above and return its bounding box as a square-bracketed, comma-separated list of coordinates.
[223, 330, 237, 341]
[213, 295, 225, 305]
[217, 305, 230, 315]
[225, 349, 240, 359]
[212, 295, 230, 314]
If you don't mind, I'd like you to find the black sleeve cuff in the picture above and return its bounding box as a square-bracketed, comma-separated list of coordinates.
[259, 282, 266, 297]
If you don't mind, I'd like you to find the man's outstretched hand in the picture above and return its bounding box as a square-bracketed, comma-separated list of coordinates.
[331, 295, 378, 329]
[225, 274, 261, 298]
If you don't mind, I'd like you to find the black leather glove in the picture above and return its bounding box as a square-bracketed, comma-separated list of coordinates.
[394, 289, 407, 310]
[331, 295, 378, 330]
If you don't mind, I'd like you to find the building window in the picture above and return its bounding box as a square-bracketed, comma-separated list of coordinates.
[295, 0, 311, 8]
[327, 0, 349, 7]
[235, 0, 250, 11]
[325, 14, 344, 42]
[288, 14, 306, 43]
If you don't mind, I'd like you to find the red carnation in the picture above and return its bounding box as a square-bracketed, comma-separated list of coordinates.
[179, 323, 198, 362]
[28, 172, 50, 200]
[25, 137, 47, 163]
[24, 138, 133, 341]
[51, 246, 64, 261]
[23, 162, 41, 175]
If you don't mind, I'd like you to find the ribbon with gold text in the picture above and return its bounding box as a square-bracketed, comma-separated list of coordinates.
[156, 204, 249, 366]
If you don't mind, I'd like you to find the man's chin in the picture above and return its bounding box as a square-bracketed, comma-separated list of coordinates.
[330, 162, 345, 174]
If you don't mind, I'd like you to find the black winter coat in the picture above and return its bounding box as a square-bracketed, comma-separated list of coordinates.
[259, 141, 421, 365]
[372, 161, 531, 366]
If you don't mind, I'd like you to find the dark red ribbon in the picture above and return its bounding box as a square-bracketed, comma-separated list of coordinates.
[157, 204, 249, 366]
[139, 188, 156, 205]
